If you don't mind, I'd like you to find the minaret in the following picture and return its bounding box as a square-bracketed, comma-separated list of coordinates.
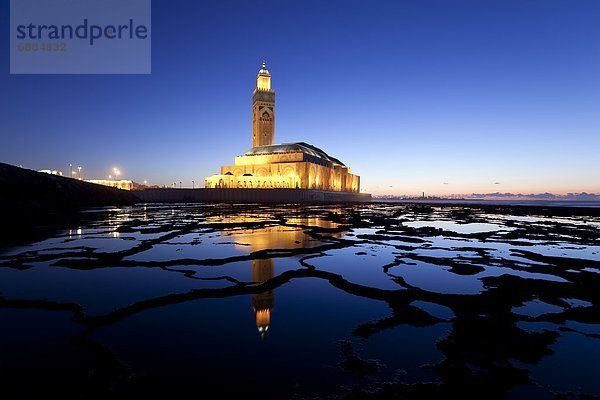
[252, 60, 275, 147]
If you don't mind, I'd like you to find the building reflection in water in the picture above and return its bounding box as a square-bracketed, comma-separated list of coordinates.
[251, 259, 274, 337]
[211, 211, 343, 337]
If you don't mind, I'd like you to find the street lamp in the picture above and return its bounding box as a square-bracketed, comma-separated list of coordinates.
[77, 166, 82, 180]
[69, 163, 73, 177]
[192, 180, 195, 189]
[113, 168, 120, 180]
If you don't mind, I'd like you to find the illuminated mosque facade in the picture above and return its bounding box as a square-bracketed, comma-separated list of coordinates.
[204, 62, 360, 192]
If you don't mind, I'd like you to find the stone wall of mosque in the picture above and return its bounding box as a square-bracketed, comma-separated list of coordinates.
[204, 160, 360, 192]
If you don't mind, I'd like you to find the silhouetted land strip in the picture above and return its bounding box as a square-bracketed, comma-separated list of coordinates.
[0, 162, 138, 243]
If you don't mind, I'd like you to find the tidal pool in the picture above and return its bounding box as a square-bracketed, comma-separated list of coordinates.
[0, 203, 599, 399]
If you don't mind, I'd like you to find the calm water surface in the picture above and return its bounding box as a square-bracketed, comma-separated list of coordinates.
[1, 203, 599, 399]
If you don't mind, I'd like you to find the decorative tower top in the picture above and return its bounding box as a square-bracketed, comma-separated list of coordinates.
[258, 60, 270, 75]
[252, 60, 275, 147]
[256, 60, 271, 91]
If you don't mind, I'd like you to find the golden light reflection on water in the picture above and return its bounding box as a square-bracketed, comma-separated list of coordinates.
[215, 212, 344, 337]
[230, 226, 317, 251]
[68, 228, 83, 238]
[252, 259, 274, 338]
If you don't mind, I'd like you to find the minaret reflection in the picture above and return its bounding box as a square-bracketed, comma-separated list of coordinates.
[251, 259, 274, 337]
[210, 211, 343, 337]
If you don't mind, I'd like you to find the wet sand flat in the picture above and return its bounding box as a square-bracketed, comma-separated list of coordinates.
[0, 203, 599, 399]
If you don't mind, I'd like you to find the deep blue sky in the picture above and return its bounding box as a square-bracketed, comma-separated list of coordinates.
[2, 0, 599, 195]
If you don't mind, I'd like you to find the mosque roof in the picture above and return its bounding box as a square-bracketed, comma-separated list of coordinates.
[244, 142, 346, 166]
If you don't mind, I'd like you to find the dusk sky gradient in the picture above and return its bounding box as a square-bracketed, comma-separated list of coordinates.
[1, 0, 599, 195]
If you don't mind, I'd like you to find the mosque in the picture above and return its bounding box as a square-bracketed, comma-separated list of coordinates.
[204, 62, 361, 192]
